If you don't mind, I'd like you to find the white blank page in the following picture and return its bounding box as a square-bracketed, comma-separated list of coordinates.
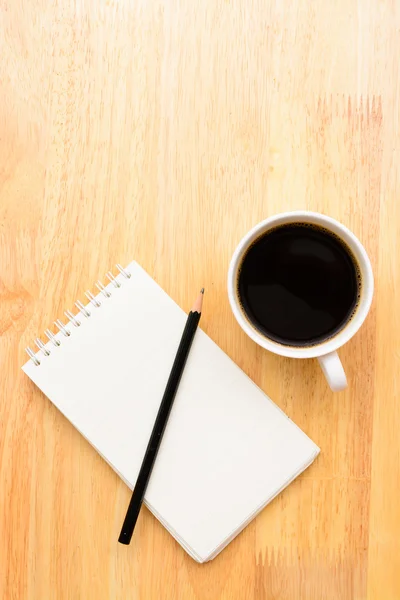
[23, 261, 319, 562]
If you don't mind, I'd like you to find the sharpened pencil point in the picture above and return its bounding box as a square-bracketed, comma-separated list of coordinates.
[192, 289, 204, 313]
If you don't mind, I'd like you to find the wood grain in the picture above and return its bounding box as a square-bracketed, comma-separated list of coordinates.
[1, 0, 399, 598]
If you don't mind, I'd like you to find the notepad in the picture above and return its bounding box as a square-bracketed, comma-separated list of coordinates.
[22, 260, 319, 562]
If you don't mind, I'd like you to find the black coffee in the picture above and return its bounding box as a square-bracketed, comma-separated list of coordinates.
[237, 223, 361, 346]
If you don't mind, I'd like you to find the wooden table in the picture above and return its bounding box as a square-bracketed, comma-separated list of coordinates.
[1, 1, 399, 598]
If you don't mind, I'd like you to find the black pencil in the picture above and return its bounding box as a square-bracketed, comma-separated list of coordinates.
[118, 288, 204, 545]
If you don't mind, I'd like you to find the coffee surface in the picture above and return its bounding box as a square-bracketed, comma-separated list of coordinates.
[238, 224, 360, 346]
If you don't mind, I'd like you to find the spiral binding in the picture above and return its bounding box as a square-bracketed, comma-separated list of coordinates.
[25, 264, 131, 366]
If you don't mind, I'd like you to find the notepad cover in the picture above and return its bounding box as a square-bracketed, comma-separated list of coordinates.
[23, 261, 319, 562]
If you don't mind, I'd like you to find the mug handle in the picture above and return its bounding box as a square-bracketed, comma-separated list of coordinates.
[317, 351, 347, 391]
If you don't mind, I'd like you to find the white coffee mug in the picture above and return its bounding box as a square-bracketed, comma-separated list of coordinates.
[227, 211, 374, 391]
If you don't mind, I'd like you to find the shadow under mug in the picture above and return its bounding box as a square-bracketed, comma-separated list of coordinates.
[227, 211, 374, 391]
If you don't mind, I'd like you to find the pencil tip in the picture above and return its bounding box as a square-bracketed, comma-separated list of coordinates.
[192, 289, 204, 313]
